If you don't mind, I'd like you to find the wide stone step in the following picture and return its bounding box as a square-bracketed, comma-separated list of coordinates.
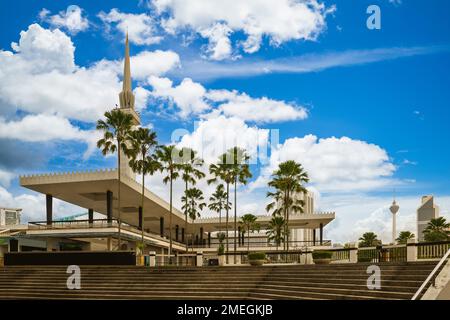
[247, 291, 402, 300]
[0, 277, 423, 286]
[252, 285, 413, 299]
[0, 288, 251, 299]
[0, 291, 249, 300]
[0, 274, 429, 283]
[0, 281, 418, 294]
[0, 262, 434, 300]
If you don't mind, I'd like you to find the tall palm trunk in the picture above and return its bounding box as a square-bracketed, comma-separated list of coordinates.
[283, 191, 288, 251]
[141, 165, 145, 247]
[117, 139, 122, 251]
[286, 188, 290, 252]
[247, 227, 250, 251]
[184, 180, 188, 252]
[169, 174, 173, 261]
[225, 182, 230, 264]
[233, 176, 237, 264]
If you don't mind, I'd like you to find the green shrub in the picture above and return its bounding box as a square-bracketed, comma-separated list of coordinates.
[218, 244, 225, 255]
[248, 252, 266, 260]
[312, 251, 333, 259]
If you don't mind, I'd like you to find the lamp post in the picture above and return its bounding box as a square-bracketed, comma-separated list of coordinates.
[390, 200, 399, 244]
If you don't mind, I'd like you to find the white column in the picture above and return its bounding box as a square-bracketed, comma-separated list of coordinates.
[349, 248, 358, 263]
[407, 239, 417, 262]
[392, 213, 397, 244]
[196, 250, 203, 267]
[149, 251, 156, 267]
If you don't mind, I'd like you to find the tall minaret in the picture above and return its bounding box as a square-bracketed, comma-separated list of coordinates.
[119, 33, 140, 125]
[119, 33, 140, 179]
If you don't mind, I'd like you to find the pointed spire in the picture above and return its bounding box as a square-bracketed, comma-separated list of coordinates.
[119, 32, 135, 109]
[123, 32, 132, 92]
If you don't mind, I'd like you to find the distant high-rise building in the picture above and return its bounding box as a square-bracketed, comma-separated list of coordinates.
[0, 208, 21, 226]
[417, 195, 440, 241]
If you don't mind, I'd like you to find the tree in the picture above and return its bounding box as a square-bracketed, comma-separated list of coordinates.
[208, 156, 234, 264]
[96, 109, 134, 250]
[208, 184, 231, 233]
[217, 232, 226, 255]
[126, 127, 160, 248]
[239, 214, 260, 251]
[181, 188, 206, 222]
[266, 160, 309, 251]
[396, 231, 415, 244]
[225, 147, 252, 263]
[180, 148, 205, 250]
[156, 145, 181, 259]
[181, 187, 206, 248]
[266, 215, 286, 250]
[423, 217, 450, 242]
[358, 232, 381, 247]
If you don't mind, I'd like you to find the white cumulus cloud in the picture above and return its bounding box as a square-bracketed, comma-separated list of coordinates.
[177, 115, 270, 164]
[206, 89, 308, 123]
[39, 5, 89, 35]
[98, 8, 162, 45]
[0, 169, 15, 188]
[0, 114, 100, 158]
[250, 135, 397, 193]
[148, 76, 308, 122]
[153, 0, 335, 60]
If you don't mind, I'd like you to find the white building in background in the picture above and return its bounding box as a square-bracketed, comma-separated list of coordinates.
[0, 208, 22, 226]
[290, 192, 314, 244]
[417, 195, 440, 242]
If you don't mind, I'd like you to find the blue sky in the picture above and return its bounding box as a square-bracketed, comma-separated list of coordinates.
[0, 0, 449, 243]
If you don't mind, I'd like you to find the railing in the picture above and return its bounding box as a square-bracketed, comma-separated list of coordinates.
[155, 253, 197, 266]
[412, 248, 450, 300]
[194, 239, 332, 249]
[266, 251, 303, 264]
[418, 241, 450, 260]
[357, 245, 407, 263]
[331, 248, 351, 262]
[29, 219, 119, 230]
[227, 250, 306, 265]
[384, 245, 407, 262]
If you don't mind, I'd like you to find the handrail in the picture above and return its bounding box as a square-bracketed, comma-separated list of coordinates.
[411, 248, 450, 300]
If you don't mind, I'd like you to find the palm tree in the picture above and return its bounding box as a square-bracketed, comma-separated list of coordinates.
[96, 109, 134, 250]
[396, 231, 415, 244]
[126, 127, 160, 247]
[226, 147, 252, 263]
[208, 184, 231, 233]
[358, 232, 381, 247]
[182, 188, 207, 222]
[266, 160, 309, 251]
[266, 215, 286, 251]
[180, 148, 205, 250]
[181, 187, 206, 248]
[239, 214, 260, 251]
[423, 217, 450, 242]
[208, 157, 234, 264]
[217, 232, 226, 255]
[156, 145, 181, 259]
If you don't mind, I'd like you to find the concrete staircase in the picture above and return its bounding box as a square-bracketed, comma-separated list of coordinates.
[0, 262, 436, 300]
